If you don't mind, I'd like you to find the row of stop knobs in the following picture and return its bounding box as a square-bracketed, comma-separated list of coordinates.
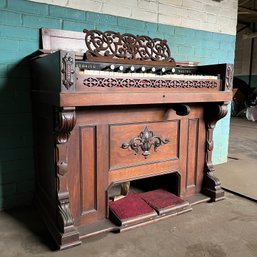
[108, 64, 176, 74]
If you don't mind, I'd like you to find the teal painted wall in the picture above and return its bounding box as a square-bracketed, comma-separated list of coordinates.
[0, 0, 235, 209]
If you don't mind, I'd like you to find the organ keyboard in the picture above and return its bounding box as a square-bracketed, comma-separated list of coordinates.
[31, 28, 233, 250]
[78, 66, 218, 80]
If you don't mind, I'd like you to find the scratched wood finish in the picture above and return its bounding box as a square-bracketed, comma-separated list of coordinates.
[31, 28, 233, 250]
[59, 106, 206, 230]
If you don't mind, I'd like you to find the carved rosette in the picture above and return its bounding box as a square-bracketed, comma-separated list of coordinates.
[202, 103, 228, 201]
[121, 126, 169, 159]
[54, 107, 80, 242]
[83, 29, 176, 66]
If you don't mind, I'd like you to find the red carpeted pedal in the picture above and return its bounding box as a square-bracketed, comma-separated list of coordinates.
[139, 189, 190, 215]
[109, 192, 157, 226]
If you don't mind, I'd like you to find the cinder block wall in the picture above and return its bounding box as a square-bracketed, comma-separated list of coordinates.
[0, 0, 237, 209]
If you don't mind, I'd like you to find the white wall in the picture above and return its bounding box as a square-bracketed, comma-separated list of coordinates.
[31, 0, 238, 35]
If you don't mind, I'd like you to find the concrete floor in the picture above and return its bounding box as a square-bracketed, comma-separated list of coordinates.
[0, 193, 257, 257]
[0, 117, 257, 257]
[216, 117, 257, 200]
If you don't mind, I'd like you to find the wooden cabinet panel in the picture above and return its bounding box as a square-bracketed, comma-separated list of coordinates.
[80, 126, 97, 215]
[186, 118, 199, 191]
[109, 121, 179, 170]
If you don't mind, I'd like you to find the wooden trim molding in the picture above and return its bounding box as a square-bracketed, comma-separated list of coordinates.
[54, 107, 81, 249]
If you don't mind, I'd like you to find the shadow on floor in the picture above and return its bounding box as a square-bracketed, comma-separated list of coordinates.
[3, 205, 56, 251]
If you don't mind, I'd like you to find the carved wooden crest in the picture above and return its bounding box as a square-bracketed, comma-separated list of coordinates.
[83, 29, 176, 66]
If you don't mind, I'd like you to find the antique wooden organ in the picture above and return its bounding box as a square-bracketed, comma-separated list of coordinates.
[31, 28, 233, 249]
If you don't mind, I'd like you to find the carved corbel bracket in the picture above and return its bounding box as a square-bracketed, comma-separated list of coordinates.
[55, 107, 76, 144]
[57, 192, 75, 230]
[54, 107, 80, 248]
[55, 189, 80, 249]
[202, 102, 228, 201]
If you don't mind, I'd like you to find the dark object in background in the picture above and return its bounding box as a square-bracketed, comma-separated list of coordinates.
[232, 77, 257, 117]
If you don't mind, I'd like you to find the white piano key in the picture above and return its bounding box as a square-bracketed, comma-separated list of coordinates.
[80, 69, 218, 80]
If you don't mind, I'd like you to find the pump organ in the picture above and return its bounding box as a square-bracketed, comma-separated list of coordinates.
[31, 28, 233, 250]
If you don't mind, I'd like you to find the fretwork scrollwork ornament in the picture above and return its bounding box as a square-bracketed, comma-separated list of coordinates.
[83, 29, 176, 66]
[225, 64, 234, 91]
[55, 107, 76, 144]
[61, 52, 75, 90]
[121, 126, 169, 159]
[83, 77, 218, 89]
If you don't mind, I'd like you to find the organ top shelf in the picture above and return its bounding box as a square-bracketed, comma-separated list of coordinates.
[31, 28, 233, 107]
